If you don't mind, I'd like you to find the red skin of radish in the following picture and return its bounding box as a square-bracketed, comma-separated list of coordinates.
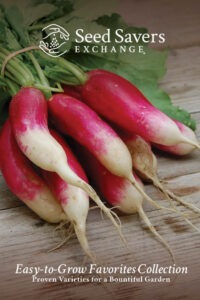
[75, 146, 175, 260]
[0, 120, 66, 223]
[101, 123, 158, 180]
[81, 69, 191, 147]
[9, 87, 90, 190]
[42, 129, 88, 205]
[9, 87, 126, 238]
[48, 94, 133, 180]
[41, 130, 91, 258]
[10, 87, 47, 135]
[154, 120, 198, 155]
[48, 94, 161, 211]
[62, 85, 82, 100]
[73, 144, 175, 259]
[73, 145, 144, 214]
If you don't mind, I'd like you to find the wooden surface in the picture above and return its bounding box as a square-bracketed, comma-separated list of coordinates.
[0, 1, 200, 299]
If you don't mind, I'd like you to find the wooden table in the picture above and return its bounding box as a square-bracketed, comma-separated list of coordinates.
[1, 0, 200, 299]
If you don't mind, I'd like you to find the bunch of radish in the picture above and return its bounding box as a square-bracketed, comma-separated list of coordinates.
[1, 68, 200, 262]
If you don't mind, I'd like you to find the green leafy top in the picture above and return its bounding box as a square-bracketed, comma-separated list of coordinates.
[0, 0, 196, 129]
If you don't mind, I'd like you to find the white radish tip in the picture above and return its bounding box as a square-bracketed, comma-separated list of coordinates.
[74, 224, 96, 263]
[181, 136, 200, 150]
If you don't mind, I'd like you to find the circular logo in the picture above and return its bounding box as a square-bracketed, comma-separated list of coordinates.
[39, 24, 70, 57]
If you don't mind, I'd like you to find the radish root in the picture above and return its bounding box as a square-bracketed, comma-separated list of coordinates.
[128, 174, 177, 213]
[138, 206, 175, 263]
[163, 187, 200, 214]
[84, 183, 126, 244]
[182, 217, 200, 233]
[51, 222, 97, 262]
[110, 207, 123, 227]
[56, 162, 126, 244]
[149, 177, 200, 232]
[143, 174, 200, 233]
[73, 223, 96, 263]
[49, 223, 74, 252]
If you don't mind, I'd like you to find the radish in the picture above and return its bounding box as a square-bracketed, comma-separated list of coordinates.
[121, 131, 200, 215]
[48, 94, 133, 180]
[62, 85, 82, 100]
[48, 94, 167, 211]
[81, 69, 200, 149]
[0, 120, 67, 223]
[154, 120, 199, 155]
[41, 129, 93, 260]
[9, 87, 122, 238]
[74, 144, 175, 261]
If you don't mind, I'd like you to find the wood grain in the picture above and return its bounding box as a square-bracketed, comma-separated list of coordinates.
[119, 0, 200, 49]
[160, 47, 200, 114]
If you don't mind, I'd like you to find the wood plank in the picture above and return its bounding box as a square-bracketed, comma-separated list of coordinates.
[119, 0, 200, 49]
[160, 47, 200, 114]
[0, 174, 23, 210]
[1, 182, 200, 300]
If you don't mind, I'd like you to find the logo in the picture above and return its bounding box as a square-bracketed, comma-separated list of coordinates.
[39, 24, 166, 57]
[39, 24, 70, 57]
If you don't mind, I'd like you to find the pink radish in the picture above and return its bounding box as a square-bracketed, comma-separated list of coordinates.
[62, 85, 82, 100]
[9, 87, 122, 238]
[41, 129, 93, 260]
[48, 94, 134, 180]
[49, 94, 166, 211]
[74, 144, 175, 260]
[81, 69, 200, 149]
[154, 120, 199, 155]
[0, 120, 67, 223]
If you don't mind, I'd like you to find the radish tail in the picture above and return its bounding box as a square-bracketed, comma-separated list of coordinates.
[153, 179, 200, 232]
[152, 178, 176, 208]
[74, 224, 96, 262]
[150, 176, 188, 212]
[164, 188, 200, 214]
[181, 217, 200, 233]
[181, 136, 200, 150]
[81, 182, 126, 244]
[81, 186, 126, 244]
[55, 162, 125, 242]
[48, 223, 74, 252]
[139, 174, 200, 233]
[150, 174, 200, 214]
[138, 206, 175, 263]
[128, 174, 176, 213]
